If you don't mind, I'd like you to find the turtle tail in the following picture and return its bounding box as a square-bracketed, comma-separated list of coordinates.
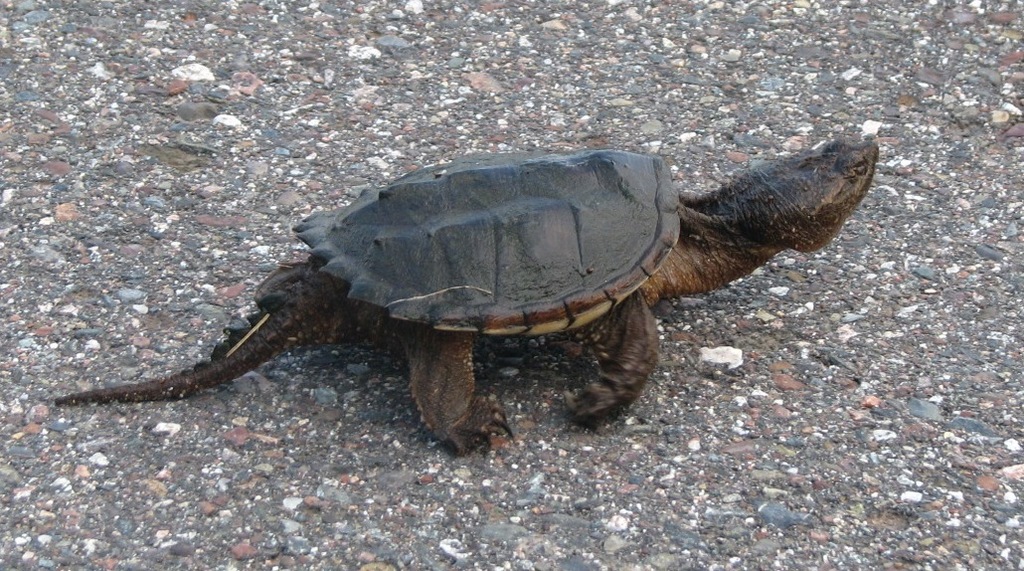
[55, 262, 351, 405]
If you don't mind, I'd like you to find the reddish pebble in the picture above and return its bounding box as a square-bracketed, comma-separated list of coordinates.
[725, 150, 749, 163]
[773, 373, 806, 391]
[233, 71, 264, 96]
[223, 426, 251, 446]
[976, 475, 1000, 492]
[809, 530, 830, 543]
[167, 79, 189, 95]
[218, 282, 247, 299]
[230, 542, 258, 560]
[25, 404, 49, 423]
[861, 395, 882, 408]
[199, 501, 219, 516]
[721, 439, 758, 456]
[417, 474, 435, 485]
[55, 203, 80, 222]
[43, 160, 72, 176]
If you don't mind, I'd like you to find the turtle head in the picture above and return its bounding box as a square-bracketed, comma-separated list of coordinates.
[688, 140, 879, 253]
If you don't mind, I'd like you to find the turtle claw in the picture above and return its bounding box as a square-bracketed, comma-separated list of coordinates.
[441, 396, 512, 455]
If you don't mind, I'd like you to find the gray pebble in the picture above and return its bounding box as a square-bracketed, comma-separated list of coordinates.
[377, 35, 412, 50]
[757, 502, 812, 528]
[911, 266, 937, 280]
[345, 363, 371, 376]
[176, 102, 220, 121]
[907, 398, 942, 421]
[286, 536, 311, 554]
[116, 288, 146, 302]
[477, 523, 529, 543]
[312, 387, 338, 405]
[22, 10, 50, 24]
[947, 416, 999, 437]
[975, 244, 1004, 261]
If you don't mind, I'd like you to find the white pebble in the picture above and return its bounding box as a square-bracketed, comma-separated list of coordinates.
[768, 286, 790, 297]
[213, 114, 242, 128]
[151, 422, 181, 437]
[89, 62, 113, 80]
[171, 63, 215, 82]
[404, 0, 424, 14]
[88, 452, 109, 467]
[687, 437, 701, 451]
[871, 429, 898, 442]
[282, 497, 303, 510]
[1005, 438, 1021, 453]
[699, 346, 743, 369]
[840, 67, 862, 81]
[131, 304, 148, 314]
[348, 45, 382, 60]
[605, 514, 630, 532]
[862, 120, 883, 136]
[901, 491, 923, 503]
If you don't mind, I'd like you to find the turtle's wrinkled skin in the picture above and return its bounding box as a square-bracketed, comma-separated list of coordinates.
[56, 140, 879, 455]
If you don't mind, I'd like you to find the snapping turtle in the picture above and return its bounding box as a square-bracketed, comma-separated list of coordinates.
[56, 140, 878, 454]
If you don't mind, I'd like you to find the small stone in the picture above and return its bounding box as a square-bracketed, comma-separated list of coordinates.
[725, 150, 749, 163]
[1005, 439, 1022, 453]
[721, 49, 742, 62]
[991, 110, 1011, 124]
[232, 72, 263, 96]
[840, 68, 862, 81]
[213, 114, 242, 128]
[768, 286, 790, 297]
[166, 79, 189, 95]
[42, 161, 72, 177]
[88, 453, 109, 467]
[176, 102, 220, 121]
[757, 502, 812, 528]
[640, 120, 664, 134]
[975, 244, 1004, 261]
[151, 422, 181, 437]
[282, 497, 303, 511]
[172, 63, 215, 82]
[608, 97, 633, 107]
[603, 534, 628, 553]
[348, 45, 382, 60]
[861, 395, 882, 408]
[947, 416, 999, 437]
[900, 491, 923, 503]
[773, 373, 806, 391]
[168, 542, 195, 557]
[908, 398, 942, 420]
[541, 19, 568, 31]
[871, 429, 898, 441]
[1000, 465, 1024, 480]
[605, 514, 630, 532]
[376, 35, 411, 50]
[404, 0, 424, 14]
[230, 542, 257, 560]
[116, 288, 146, 302]
[54, 203, 80, 221]
[477, 524, 528, 542]
[463, 72, 505, 93]
[700, 346, 743, 368]
[862, 120, 883, 136]
[223, 427, 250, 446]
[977, 475, 1000, 491]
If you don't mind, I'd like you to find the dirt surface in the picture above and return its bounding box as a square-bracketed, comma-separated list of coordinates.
[2, 1, 1023, 569]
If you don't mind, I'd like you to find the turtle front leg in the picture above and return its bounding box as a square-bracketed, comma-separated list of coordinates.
[401, 325, 512, 455]
[569, 292, 659, 427]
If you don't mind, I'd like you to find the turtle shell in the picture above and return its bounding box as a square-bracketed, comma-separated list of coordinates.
[294, 150, 679, 334]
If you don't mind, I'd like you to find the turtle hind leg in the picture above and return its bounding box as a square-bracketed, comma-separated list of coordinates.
[568, 292, 659, 428]
[401, 325, 511, 455]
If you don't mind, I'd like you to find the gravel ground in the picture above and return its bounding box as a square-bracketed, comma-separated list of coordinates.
[2, 0, 1023, 569]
